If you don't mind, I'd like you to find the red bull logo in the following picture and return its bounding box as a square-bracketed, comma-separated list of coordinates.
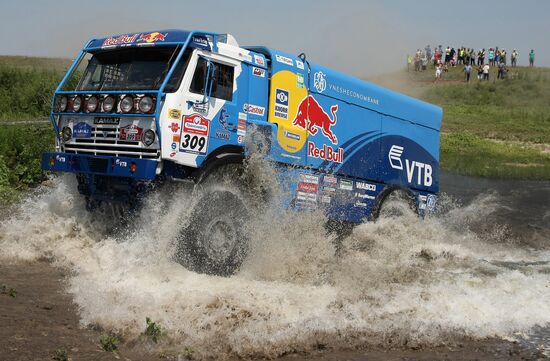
[138, 32, 167, 43]
[293, 95, 338, 145]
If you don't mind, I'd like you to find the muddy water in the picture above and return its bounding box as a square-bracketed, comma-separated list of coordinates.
[0, 171, 549, 360]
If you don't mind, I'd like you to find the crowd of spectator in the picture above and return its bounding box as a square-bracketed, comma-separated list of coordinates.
[407, 45, 536, 82]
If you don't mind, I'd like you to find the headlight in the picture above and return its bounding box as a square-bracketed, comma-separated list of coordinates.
[86, 96, 98, 113]
[61, 126, 72, 141]
[143, 129, 156, 146]
[59, 96, 68, 112]
[102, 96, 115, 112]
[138, 96, 154, 113]
[120, 96, 134, 113]
[72, 96, 82, 112]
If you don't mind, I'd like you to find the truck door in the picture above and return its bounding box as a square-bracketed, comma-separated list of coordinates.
[175, 51, 245, 167]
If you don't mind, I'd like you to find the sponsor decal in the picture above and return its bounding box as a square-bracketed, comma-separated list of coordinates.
[252, 67, 265, 77]
[354, 201, 368, 208]
[237, 119, 247, 137]
[313, 71, 327, 93]
[299, 173, 320, 184]
[237, 135, 244, 144]
[323, 175, 337, 183]
[102, 33, 139, 47]
[298, 182, 318, 193]
[238, 112, 247, 121]
[274, 88, 289, 119]
[254, 54, 265, 66]
[169, 122, 181, 133]
[94, 116, 120, 125]
[296, 60, 305, 70]
[388, 145, 433, 187]
[308, 142, 344, 163]
[55, 155, 66, 163]
[297, 73, 305, 88]
[427, 194, 437, 211]
[243, 104, 265, 116]
[328, 83, 380, 105]
[215, 130, 230, 140]
[168, 108, 182, 120]
[172, 134, 180, 142]
[321, 195, 331, 204]
[355, 181, 376, 192]
[322, 186, 336, 193]
[284, 129, 300, 141]
[180, 114, 210, 155]
[169, 151, 177, 157]
[296, 192, 317, 202]
[171, 142, 177, 150]
[293, 95, 338, 144]
[355, 192, 375, 200]
[115, 159, 128, 168]
[138, 32, 167, 43]
[340, 180, 353, 191]
[218, 108, 230, 130]
[191, 35, 209, 49]
[192, 102, 209, 114]
[119, 124, 143, 141]
[73, 122, 92, 138]
[275, 54, 294, 66]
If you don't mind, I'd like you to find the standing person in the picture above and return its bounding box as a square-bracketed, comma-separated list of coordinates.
[425, 45, 432, 65]
[477, 64, 484, 80]
[488, 48, 495, 66]
[434, 48, 440, 67]
[483, 63, 490, 80]
[502, 49, 507, 65]
[407, 54, 413, 71]
[529, 49, 535, 67]
[479, 48, 486, 66]
[450, 47, 456, 67]
[511, 49, 518, 67]
[464, 62, 472, 82]
[495, 47, 500, 64]
[445, 46, 451, 64]
[435, 62, 443, 81]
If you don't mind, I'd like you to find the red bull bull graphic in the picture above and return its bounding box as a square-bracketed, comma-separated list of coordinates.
[138, 32, 167, 43]
[293, 95, 338, 145]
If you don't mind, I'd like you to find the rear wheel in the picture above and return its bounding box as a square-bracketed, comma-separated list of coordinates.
[377, 189, 417, 219]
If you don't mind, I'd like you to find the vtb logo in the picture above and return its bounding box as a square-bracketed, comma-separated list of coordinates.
[388, 145, 433, 187]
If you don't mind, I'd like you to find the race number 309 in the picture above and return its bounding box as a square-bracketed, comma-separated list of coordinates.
[180, 114, 210, 155]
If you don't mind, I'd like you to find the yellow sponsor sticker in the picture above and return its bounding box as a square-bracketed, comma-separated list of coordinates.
[168, 108, 182, 120]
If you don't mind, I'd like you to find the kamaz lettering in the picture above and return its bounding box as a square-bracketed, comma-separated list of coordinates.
[42, 29, 442, 277]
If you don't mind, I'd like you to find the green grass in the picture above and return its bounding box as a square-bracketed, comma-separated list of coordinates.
[0, 56, 69, 121]
[393, 65, 550, 179]
[0, 123, 54, 204]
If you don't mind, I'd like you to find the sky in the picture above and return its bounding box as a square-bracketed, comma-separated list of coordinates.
[1, 0, 548, 76]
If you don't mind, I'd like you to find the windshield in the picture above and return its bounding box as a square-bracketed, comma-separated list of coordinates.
[74, 46, 191, 92]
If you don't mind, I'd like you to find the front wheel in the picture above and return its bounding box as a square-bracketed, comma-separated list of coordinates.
[175, 189, 249, 276]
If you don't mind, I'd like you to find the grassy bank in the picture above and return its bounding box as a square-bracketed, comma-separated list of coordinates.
[0, 56, 69, 121]
[378, 66, 550, 179]
[0, 123, 54, 203]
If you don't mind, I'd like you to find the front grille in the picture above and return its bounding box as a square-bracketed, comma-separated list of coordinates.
[63, 125, 160, 159]
[88, 158, 109, 173]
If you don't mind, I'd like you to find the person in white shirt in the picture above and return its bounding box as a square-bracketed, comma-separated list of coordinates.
[483, 64, 490, 81]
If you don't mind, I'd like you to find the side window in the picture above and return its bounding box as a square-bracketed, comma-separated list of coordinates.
[189, 57, 234, 101]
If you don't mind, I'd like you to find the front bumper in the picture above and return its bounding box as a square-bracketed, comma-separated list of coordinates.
[42, 152, 158, 180]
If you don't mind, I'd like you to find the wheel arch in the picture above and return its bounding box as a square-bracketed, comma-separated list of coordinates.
[371, 184, 418, 220]
[193, 145, 245, 184]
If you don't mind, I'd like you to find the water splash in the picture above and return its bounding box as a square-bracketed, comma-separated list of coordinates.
[1, 173, 549, 359]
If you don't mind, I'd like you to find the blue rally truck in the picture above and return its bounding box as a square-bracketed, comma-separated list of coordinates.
[42, 30, 442, 275]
